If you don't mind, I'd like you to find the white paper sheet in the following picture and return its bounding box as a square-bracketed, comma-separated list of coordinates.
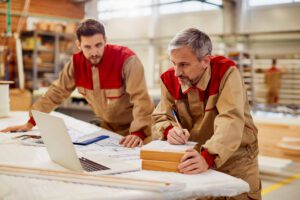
[76, 137, 141, 162]
[142, 140, 197, 152]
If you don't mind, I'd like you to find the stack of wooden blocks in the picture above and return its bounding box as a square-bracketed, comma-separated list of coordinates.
[140, 140, 196, 172]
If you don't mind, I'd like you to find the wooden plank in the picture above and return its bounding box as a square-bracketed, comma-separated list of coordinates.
[140, 150, 184, 162]
[0, 164, 185, 192]
[142, 160, 179, 172]
[256, 122, 300, 162]
[258, 155, 293, 173]
[278, 143, 300, 156]
[0, 80, 14, 84]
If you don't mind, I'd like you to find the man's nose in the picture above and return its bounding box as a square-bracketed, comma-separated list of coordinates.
[91, 48, 99, 56]
[174, 65, 182, 77]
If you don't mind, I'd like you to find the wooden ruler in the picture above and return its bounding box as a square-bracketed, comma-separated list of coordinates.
[0, 164, 185, 192]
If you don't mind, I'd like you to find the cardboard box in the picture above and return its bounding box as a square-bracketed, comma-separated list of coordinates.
[39, 52, 54, 63]
[48, 22, 65, 33]
[35, 22, 49, 32]
[65, 23, 77, 34]
[10, 89, 32, 111]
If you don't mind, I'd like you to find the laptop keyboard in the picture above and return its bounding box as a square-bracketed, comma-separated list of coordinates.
[79, 157, 110, 172]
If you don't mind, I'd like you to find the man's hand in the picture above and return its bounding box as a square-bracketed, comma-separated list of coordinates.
[0, 122, 34, 133]
[119, 135, 143, 148]
[167, 127, 190, 145]
[178, 148, 209, 174]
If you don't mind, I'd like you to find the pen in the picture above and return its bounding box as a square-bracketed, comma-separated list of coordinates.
[73, 135, 109, 145]
[172, 109, 188, 143]
[10, 130, 26, 133]
[172, 109, 182, 129]
[10, 130, 39, 133]
[13, 135, 41, 139]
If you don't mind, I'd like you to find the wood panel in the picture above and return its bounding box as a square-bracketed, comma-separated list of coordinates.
[0, 0, 84, 34]
[257, 122, 300, 162]
[28, 0, 84, 19]
[0, 0, 84, 18]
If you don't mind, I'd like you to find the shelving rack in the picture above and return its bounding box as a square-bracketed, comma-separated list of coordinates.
[21, 31, 76, 89]
[227, 50, 255, 105]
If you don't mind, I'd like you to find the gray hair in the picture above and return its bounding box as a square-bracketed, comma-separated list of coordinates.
[168, 28, 212, 60]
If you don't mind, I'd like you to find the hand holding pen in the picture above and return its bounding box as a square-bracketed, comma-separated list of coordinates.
[167, 110, 190, 145]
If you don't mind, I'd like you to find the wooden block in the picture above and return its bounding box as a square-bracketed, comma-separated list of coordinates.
[142, 159, 179, 172]
[140, 150, 184, 162]
[140, 140, 196, 162]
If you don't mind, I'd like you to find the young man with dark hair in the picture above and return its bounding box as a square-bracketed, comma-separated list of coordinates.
[152, 28, 261, 199]
[2, 19, 154, 148]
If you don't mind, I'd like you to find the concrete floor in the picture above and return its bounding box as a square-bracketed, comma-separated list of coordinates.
[261, 162, 300, 200]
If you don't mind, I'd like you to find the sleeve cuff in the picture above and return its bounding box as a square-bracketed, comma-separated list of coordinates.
[131, 131, 146, 140]
[201, 149, 216, 168]
[163, 125, 173, 139]
[28, 117, 36, 126]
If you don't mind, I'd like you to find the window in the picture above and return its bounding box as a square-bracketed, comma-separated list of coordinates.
[249, 0, 299, 6]
[159, 0, 221, 15]
[98, 0, 222, 20]
[98, 0, 152, 20]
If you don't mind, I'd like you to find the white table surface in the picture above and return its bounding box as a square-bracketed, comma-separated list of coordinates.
[0, 111, 249, 200]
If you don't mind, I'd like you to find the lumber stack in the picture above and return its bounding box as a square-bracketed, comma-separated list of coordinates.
[140, 140, 196, 172]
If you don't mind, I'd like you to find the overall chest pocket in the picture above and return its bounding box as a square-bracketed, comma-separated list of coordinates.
[174, 99, 193, 130]
[104, 87, 125, 106]
[77, 87, 94, 103]
[187, 90, 204, 119]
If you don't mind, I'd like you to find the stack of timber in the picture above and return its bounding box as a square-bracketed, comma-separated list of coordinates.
[140, 140, 196, 172]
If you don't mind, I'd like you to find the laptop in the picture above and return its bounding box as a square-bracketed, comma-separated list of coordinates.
[32, 110, 140, 175]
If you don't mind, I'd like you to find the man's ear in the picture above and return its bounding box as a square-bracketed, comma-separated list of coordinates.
[202, 55, 211, 68]
[76, 40, 81, 51]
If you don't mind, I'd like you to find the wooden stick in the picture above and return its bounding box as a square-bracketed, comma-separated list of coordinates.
[0, 164, 185, 192]
[0, 81, 14, 84]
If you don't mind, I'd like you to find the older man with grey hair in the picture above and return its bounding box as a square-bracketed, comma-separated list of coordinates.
[152, 28, 261, 200]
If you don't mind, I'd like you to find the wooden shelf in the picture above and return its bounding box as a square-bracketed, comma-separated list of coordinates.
[21, 30, 76, 89]
[227, 51, 255, 105]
